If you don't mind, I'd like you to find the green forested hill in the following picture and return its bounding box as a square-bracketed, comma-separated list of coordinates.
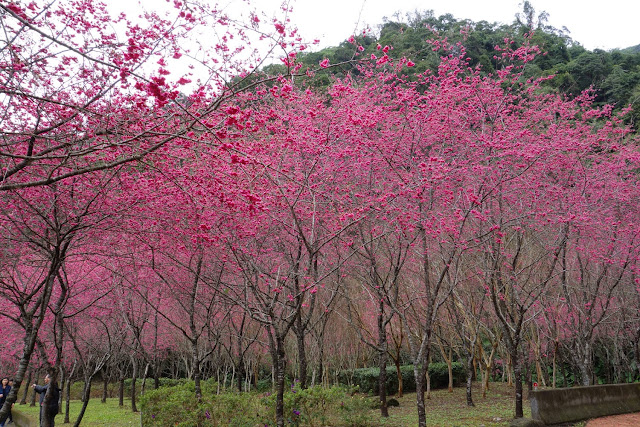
[265, 3, 640, 128]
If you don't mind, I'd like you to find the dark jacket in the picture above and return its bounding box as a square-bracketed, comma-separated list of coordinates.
[34, 384, 60, 408]
[0, 385, 10, 406]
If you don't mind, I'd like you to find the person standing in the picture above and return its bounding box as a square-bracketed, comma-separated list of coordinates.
[6, 380, 13, 425]
[32, 374, 60, 427]
[0, 377, 11, 427]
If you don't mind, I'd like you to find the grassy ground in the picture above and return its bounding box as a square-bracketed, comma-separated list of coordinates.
[13, 398, 140, 426]
[13, 381, 576, 426]
[373, 381, 532, 426]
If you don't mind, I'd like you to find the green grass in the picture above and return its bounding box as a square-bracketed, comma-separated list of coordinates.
[13, 398, 141, 426]
[373, 381, 532, 426]
[13, 382, 569, 426]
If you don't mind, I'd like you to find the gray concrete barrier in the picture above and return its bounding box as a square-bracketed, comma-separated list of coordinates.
[9, 407, 37, 427]
[530, 383, 640, 425]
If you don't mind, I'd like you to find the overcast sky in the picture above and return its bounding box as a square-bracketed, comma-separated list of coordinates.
[277, 0, 638, 51]
[110, 0, 638, 51]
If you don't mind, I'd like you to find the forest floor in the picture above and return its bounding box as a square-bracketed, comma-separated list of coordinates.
[369, 381, 637, 426]
[377, 381, 530, 426]
[10, 382, 639, 426]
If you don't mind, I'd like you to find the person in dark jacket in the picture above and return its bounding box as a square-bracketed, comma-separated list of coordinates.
[0, 377, 11, 427]
[32, 374, 60, 427]
[6, 380, 12, 424]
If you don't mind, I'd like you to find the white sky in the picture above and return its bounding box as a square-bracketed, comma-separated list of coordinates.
[268, 0, 638, 51]
[108, 0, 638, 52]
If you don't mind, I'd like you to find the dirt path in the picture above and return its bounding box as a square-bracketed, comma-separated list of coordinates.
[586, 412, 640, 426]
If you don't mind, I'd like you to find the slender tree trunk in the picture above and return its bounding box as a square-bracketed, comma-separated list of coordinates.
[482, 361, 491, 398]
[377, 303, 389, 418]
[395, 358, 403, 398]
[317, 343, 324, 389]
[102, 375, 108, 403]
[0, 326, 44, 421]
[73, 378, 94, 427]
[20, 370, 33, 405]
[414, 360, 429, 427]
[466, 354, 475, 407]
[30, 381, 37, 407]
[64, 375, 72, 423]
[0, 266, 59, 423]
[552, 342, 557, 388]
[447, 347, 453, 393]
[118, 377, 124, 407]
[64, 361, 77, 424]
[236, 357, 244, 392]
[154, 365, 160, 390]
[294, 314, 308, 389]
[273, 335, 287, 427]
[131, 358, 138, 413]
[191, 339, 202, 401]
[512, 346, 524, 419]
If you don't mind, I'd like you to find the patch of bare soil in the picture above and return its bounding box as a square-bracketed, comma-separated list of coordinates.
[586, 412, 640, 427]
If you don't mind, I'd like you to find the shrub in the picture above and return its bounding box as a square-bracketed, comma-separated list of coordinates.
[141, 382, 269, 426]
[337, 363, 465, 394]
[141, 380, 376, 426]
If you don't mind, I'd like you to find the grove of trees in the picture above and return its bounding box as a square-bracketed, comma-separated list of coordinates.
[1, 1, 639, 427]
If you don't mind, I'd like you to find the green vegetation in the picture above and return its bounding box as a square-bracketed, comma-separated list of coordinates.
[337, 363, 466, 394]
[286, 3, 640, 128]
[14, 398, 140, 426]
[13, 381, 541, 426]
[140, 381, 378, 426]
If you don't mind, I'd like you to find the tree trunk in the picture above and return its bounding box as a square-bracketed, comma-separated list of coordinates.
[552, 342, 558, 388]
[64, 361, 76, 424]
[236, 357, 244, 392]
[101, 375, 108, 403]
[318, 342, 324, 388]
[30, 381, 37, 407]
[576, 341, 594, 386]
[0, 326, 43, 422]
[447, 347, 453, 393]
[466, 355, 475, 407]
[395, 358, 404, 398]
[64, 376, 72, 423]
[131, 359, 138, 413]
[154, 366, 160, 390]
[20, 370, 32, 405]
[377, 304, 389, 417]
[72, 378, 93, 427]
[512, 347, 523, 419]
[295, 315, 308, 389]
[273, 336, 287, 427]
[118, 377, 124, 407]
[414, 361, 429, 427]
[191, 339, 202, 401]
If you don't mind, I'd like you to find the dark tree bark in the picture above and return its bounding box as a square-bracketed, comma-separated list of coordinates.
[130, 357, 138, 413]
[118, 377, 125, 407]
[20, 370, 33, 405]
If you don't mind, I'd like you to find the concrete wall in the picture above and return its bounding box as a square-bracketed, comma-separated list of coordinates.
[530, 383, 640, 425]
[11, 408, 37, 427]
